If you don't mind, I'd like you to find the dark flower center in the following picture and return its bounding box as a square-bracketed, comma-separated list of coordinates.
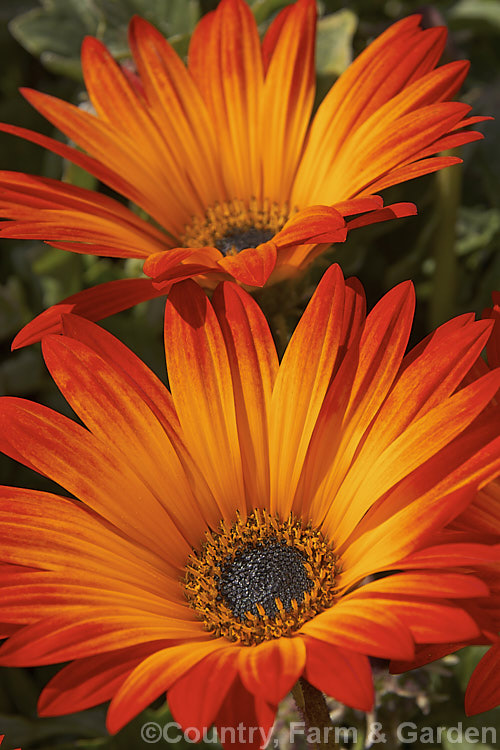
[217, 542, 313, 618]
[214, 227, 275, 256]
[184, 510, 339, 645]
[181, 198, 294, 255]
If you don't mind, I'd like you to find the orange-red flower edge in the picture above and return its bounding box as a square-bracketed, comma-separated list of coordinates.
[388, 293, 500, 715]
[464, 294, 500, 716]
[0, 267, 500, 746]
[1, 0, 488, 348]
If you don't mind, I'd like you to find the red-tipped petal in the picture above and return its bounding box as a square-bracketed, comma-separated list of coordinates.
[466, 640, 500, 715]
[217, 242, 277, 286]
[12, 278, 166, 350]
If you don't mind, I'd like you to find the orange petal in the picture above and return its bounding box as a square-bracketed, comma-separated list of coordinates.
[0, 398, 185, 559]
[59, 313, 179, 433]
[0, 576, 189, 624]
[82, 30, 205, 224]
[345, 571, 489, 600]
[165, 281, 246, 522]
[0, 488, 182, 598]
[327, 364, 500, 549]
[268, 264, 347, 516]
[273, 205, 346, 247]
[212, 282, 278, 508]
[340, 486, 476, 587]
[358, 315, 493, 462]
[260, 0, 316, 202]
[217, 242, 277, 286]
[143, 246, 223, 283]
[309, 281, 415, 531]
[188, 0, 263, 199]
[12, 278, 166, 350]
[60, 313, 220, 525]
[128, 16, 226, 209]
[214, 676, 276, 750]
[395, 543, 500, 570]
[38, 643, 165, 716]
[345, 201, 417, 230]
[106, 640, 228, 734]
[0, 122, 144, 208]
[304, 637, 373, 712]
[41, 333, 218, 546]
[167, 648, 239, 732]
[292, 16, 442, 202]
[465, 640, 500, 715]
[0, 610, 206, 667]
[238, 636, 306, 705]
[0, 171, 168, 252]
[21, 89, 187, 232]
[345, 595, 480, 645]
[299, 598, 415, 661]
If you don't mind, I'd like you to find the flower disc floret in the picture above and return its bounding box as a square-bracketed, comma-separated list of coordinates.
[184, 509, 339, 645]
[181, 197, 294, 255]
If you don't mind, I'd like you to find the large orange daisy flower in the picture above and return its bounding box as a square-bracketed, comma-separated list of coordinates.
[1, 0, 486, 348]
[0, 267, 499, 745]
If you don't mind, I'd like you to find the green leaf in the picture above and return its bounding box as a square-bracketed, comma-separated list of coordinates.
[0, 708, 106, 748]
[0, 667, 39, 716]
[453, 645, 489, 692]
[9, 0, 201, 79]
[448, 0, 500, 32]
[315, 9, 357, 78]
[250, 0, 289, 26]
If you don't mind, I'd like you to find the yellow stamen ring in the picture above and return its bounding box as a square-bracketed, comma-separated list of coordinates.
[184, 510, 339, 645]
[181, 198, 295, 255]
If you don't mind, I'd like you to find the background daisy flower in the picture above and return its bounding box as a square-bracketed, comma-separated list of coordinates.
[0, 0, 486, 348]
[0, 267, 499, 746]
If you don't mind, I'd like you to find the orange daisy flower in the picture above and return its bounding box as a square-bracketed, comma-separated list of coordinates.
[1, 0, 486, 348]
[0, 267, 500, 745]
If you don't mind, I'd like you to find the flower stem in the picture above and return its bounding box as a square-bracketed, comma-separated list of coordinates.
[291, 679, 341, 748]
[429, 149, 462, 329]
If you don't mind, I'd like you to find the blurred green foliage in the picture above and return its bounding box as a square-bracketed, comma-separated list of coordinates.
[0, 0, 499, 748]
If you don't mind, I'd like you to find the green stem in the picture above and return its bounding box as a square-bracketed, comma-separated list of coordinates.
[429, 149, 462, 329]
[291, 679, 341, 749]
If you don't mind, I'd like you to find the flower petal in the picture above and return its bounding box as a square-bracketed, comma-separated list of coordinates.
[304, 637, 373, 712]
[214, 677, 276, 750]
[260, 0, 316, 202]
[307, 281, 415, 531]
[268, 264, 348, 516]
[41, 332, 218, 546]
[0, 610, 207, 667]
[300, 598, 415, 661]
[106, 640, 228, 734]
[238, 637, 306, 705]
[0, 488, 180, 597]
[165, 281, 246, 521]
[217, 242, 277, 286]
[212, 282, 278, 508]
[188, 0, 263, 199]
[466, 640, 500, 715]
[0, 398, 186, 560]
[12, 278, 166, 350]
[128, 16, 226, 210]
[38, 643, 166, 716]
[0, 171, 168, 255]
[167, 648, 239, 732]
